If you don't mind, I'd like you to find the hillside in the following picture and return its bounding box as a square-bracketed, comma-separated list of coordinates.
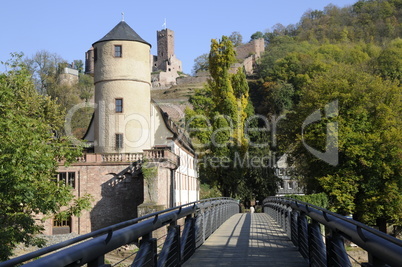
[151, 80, 205, 122]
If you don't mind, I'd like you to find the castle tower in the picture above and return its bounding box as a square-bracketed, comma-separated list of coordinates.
[92, 21, 152, 153]
[155, 28, 175, 72]
[85, 47, 94, 76]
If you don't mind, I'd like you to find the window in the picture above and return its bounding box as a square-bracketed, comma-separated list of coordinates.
[53, 217, 71, 235]
[279, 180, 284, 189]
[53, 218, 71, 227]
[115, 98, 123, 113]
[116, 133, 123, 150]
[56, 172, 76, 188]
[114, 45, 122, 57]
[288, 181, 293, 190]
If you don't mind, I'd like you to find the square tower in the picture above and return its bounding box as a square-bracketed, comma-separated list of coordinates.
[156, 29, 175, 71]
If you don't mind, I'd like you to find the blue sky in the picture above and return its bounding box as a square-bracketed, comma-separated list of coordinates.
[1, 0, 357, 74]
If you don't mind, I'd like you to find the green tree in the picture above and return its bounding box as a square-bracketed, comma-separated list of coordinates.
[0, 55, 92, 260]
[73, 59, 84, 73]
[78, 73, 94, 102]
[228, 31, 243, 47]
[192, 53, 209, 75]
[250, 31, 264, 40]
[376, 38, 402, 83]
[187, 36, 276, 199]
[24, 50, 66, 95]
[282, 64, 402, 232]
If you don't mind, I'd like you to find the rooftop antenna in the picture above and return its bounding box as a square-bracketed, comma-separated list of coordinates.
[162, 18, 167, 29]
[121, 12, 125, 21]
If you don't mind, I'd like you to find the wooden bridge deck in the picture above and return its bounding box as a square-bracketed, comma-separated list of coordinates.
[183, 213, 308, 267]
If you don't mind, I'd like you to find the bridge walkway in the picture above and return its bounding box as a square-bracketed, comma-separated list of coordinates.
[183, 213, 308, 267]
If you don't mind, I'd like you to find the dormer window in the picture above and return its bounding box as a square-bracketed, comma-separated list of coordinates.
[114, 45, 122, 57]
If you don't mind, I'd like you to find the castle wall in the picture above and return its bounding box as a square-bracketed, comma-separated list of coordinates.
[242, 56, 255, 75]
[235, 38, 265, 60]
[176, 76, 208, 85]
[59, 67, 79, 87]
[41, 158, 144, 235]
[85, 48, 94, 75]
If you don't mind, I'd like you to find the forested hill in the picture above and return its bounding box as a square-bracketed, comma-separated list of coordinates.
[251, 0, 402, 117]
[245, 0, 402, 232]
[298, 0, 402, 44]
[253, 0, 402, 45]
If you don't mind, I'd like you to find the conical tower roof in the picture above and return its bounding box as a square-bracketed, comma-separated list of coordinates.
[93, 21, 151, 47]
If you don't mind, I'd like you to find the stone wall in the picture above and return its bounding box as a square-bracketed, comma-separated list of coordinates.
[234, 38, 265, 75]
[39, 148, 189, 236]
[176, 75, 209, 85]
[41, 161, 144, 235]
[59, 67, 79, 87]
[235, 38, 264, 60]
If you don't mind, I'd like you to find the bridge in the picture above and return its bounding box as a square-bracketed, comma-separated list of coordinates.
[1, 197, 402, 267]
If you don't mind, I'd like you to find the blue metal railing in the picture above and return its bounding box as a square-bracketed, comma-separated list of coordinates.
[1, 198, 239, 267]
[264, 197, 402, 267]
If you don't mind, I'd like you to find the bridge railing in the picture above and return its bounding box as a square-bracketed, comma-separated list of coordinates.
[264, 197, 402, 267]
[1, 198, 239, 267]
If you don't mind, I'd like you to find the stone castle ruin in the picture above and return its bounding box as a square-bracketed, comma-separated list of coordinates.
[233, 38, 265, 75]
[86, 28, 264, 88]
[151, 29, 183, 87]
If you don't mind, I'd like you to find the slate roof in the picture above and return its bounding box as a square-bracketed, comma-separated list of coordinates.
[93, 21, 151, 47]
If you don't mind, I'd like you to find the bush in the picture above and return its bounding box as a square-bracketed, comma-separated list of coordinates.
[200, 183, 222, 199]
[286, 193, 329, 209]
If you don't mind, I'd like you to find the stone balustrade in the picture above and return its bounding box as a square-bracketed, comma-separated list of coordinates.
[59, 149, 178, 166]
[143, 149, 180, 167]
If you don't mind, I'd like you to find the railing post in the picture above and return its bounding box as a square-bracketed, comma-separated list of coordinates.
[158, 225, 181, 267]
[285, 209, 291, 238]
[291, 211, 299, 247]
[87, 256, 110, 267]
[132, 233, 157, 267]
[276, 206, 280, 224]
[282, 207, 286, 231]
[308, 220, 326, 267]
[211, 203, 216, 232]
[205, 208, 211, 239]
[194, 209, 204, 248]
[326, 230, 351, 267]
[365, 253, 387, 267]
[298, 212, 309, 260]
[180, 215, 196, 263]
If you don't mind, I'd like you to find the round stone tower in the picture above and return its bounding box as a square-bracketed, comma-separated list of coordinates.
[93, 21, 152, 153]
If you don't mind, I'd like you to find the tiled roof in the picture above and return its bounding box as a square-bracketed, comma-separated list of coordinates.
[93, 21, 151, 47]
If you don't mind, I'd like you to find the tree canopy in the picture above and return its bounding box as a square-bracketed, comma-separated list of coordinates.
[186, 37, 277, 200]
[0, 55, 92, 260]
[23, 50, 94, 139]
[249, 0, 402, 232]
